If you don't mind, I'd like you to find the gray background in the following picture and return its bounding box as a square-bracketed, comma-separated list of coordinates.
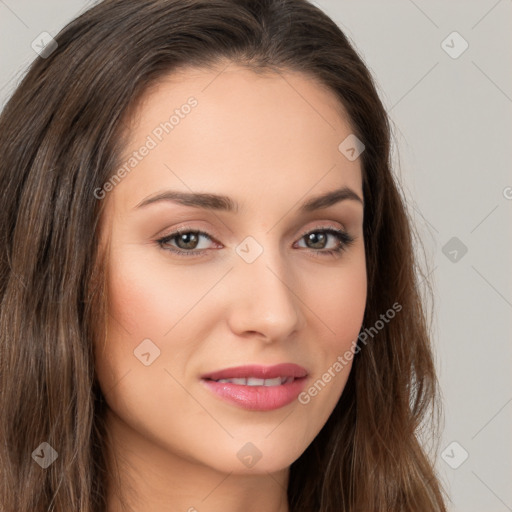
[1, 1, 511, 510]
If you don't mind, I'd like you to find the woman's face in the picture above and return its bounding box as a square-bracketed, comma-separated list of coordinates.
[95, 64, 367, 475]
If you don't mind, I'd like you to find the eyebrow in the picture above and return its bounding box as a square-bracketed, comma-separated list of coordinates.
[134, 186, 363, 212]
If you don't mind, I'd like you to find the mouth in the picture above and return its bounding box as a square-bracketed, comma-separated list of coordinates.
[200, 363, 308, 411]
[201, 363, 308, 381]
[205, 376, 296, 386]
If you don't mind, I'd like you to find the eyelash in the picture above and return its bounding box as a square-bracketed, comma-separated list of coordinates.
[156, 225, 355, 258]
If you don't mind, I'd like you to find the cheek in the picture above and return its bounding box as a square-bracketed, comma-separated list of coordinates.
[105, 246, 217, 337]
[95, 245, 228, 397]
[295, 249, 366, 418]
[93, 249, 212, 447]
[94, 249, 193, 401]
[106, 250, 173, 335]
[319, 273, 366, 339]
[302, 247, 367, 349]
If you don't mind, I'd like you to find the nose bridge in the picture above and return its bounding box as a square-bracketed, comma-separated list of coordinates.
[228, 236, 303, 337]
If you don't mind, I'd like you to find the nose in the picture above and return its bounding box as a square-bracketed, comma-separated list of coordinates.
[226, 248, 304, 343]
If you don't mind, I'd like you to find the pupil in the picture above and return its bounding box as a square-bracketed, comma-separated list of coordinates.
[177, 232, 199, 249]
[307, 232, 326, 249]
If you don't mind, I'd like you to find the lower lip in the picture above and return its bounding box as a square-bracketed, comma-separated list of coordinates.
[201, 377, 308, 411]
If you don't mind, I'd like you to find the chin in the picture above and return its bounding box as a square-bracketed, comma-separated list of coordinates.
[186, 435, 306, 476]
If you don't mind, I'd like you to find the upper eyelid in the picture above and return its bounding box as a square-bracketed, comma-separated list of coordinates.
[297, 223, 346, 236]
[159, 223, 346, 238]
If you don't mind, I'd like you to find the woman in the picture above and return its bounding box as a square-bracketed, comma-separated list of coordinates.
[0, 0, 448, 510]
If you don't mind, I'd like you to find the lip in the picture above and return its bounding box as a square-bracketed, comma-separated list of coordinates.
[201, 363, 308, 381]
[200, 364, 308, 411]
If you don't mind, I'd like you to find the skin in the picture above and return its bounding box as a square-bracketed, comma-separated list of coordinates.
[95, 62, 367, 512]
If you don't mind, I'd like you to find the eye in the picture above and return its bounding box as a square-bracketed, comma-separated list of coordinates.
[156, 229, 219, 256]
[295, 227, 355, 255]
[156, 225, 355, 258]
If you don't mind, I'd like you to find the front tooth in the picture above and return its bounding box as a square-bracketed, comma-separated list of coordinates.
[246, 377, 265, 386]
[216, 377, 290, 386]
[263, 377, 282, 386]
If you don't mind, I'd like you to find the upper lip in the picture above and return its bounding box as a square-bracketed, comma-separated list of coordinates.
[201, 363, 308, 381]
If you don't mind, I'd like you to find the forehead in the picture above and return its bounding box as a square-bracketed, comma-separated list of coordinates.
[111, 64, 363, 212]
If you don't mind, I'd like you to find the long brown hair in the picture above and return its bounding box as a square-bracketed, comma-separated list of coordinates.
[0, 0, 447, 510]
